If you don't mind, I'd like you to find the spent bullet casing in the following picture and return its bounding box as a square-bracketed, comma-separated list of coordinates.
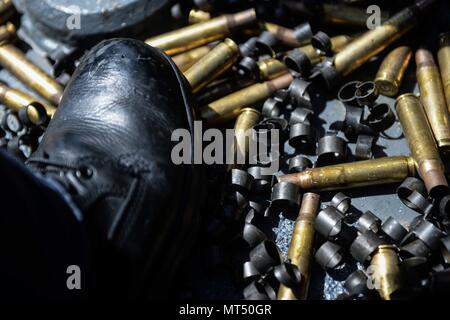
[257, 58, 288, 80]
[396, 94, 448, 196]
[0, 43, 64, 105]
[264, 22, 307, 47]
[233, 108, 261, 167]
[329, 35, 353, 54]
[0, 21, 15, 43]
[375, 46, 412, 96]
[184, 38, 240, 93]
[287, 44, 322, 66]
[284, 36, 352, 73]
[172, 45, 213, 72]
[196, 77, 253, 106]
[200, 73, 293, 126]
[370, 245, 402, 300]
[277, 193, 320, 300]
[279, 156, 416, 191]
[0, 82, 56, 123]
[146, 9, 257, 56]
[188, 9, 211, 24]
[438, 32, 450, 111]
[321, 3, 389, 27]
[416, 48, 450, 151]
[333, 0, 434, 76]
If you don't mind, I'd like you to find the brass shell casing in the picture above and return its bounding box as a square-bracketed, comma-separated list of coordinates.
[200, 73, 293, 126]
[438, 32, 450, 112]
[286, 36, 352, 67]
[375, 46, 412, 96]
[334, 5, 418, 76]
[184, 38, 240, 93]
[288, 44, 322, 65]
[321, 4, 389, 27]
[0, 44, 64, 105]
[146, 9, 257, 56]
[264, 22, 307, 47]
[330, 35, 353, 53]
[188, 9, 211, 24]
[396, 94, 448, 196]
[277, 193, 320, 300]
[0, 22, 15, 44]
[233, 108, 261, 166]
[416, 48, 450, 151]
[279, 156, 416, 191]
[172, 45, 213, 72]
[0, 82, 56, 123]
[370, 245, 402, 300]
[257, 58, 288, 80]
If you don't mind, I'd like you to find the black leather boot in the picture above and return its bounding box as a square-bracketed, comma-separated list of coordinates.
[27, 38, 201, 299]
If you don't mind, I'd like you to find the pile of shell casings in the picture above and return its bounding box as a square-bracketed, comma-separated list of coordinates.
[1, 0, 450, 300]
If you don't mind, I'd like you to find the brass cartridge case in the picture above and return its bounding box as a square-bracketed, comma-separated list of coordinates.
[396, 94, 448, 196]
[321, 3, 389, 27]
[329, 35, 353, 54]
[200, 73, 293, 126]
[172, 45, 213, 72]
[0, 82, 56, 123]
[369, 245, 402, 300]
[279, 156, 416, 191]
[0, 22, 15, 44]
[438, 32, 450, 111]
[146, 9, 257, 56]
[196, 77, 253, 106]
[184, 38, 240, 93]
[286, 35, 352, 68]
[333, 0, 434, 76]
[416, 48, 450, 151]
[375, 46, 412, 96]
[188, 9, 211, 24]
[0, 44, 64, 105]
[288, 44, 322, 65]
[264, 22, 304, 47]
[277, 193, 320, 300]
[257, 58, 288, 80]
[233, 108, 261, 166]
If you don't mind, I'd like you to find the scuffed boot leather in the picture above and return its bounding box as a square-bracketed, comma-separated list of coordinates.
[28, 38, 200, 299]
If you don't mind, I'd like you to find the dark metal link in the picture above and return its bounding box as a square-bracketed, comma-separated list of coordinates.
[243, 223, 268, 248]
[337, 81, 361, 107]
[289, 122, 315, 149]
[349, 230, 383, 263]
[288, 155, 313, 173]
[344, 270, 369, 296]
[355, 135, 374, 160]
[330, 192, 351, 214]
[269, 181, 301, 214]
[249, 240, 282, 274]
[367, 103, 396, 132]
[317, 133, 346, 166]
[315, 241, 344, 269]
[273, 262, 302, 288]
[315, 206, 345, 239]
[289, 107, 314, 125]
[262, 98, 281, 118]
[381, 216, 408, 243]
[311, 31, 331, 53]
[355, 81, 379, 107]
[355, 211, 381, 233]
